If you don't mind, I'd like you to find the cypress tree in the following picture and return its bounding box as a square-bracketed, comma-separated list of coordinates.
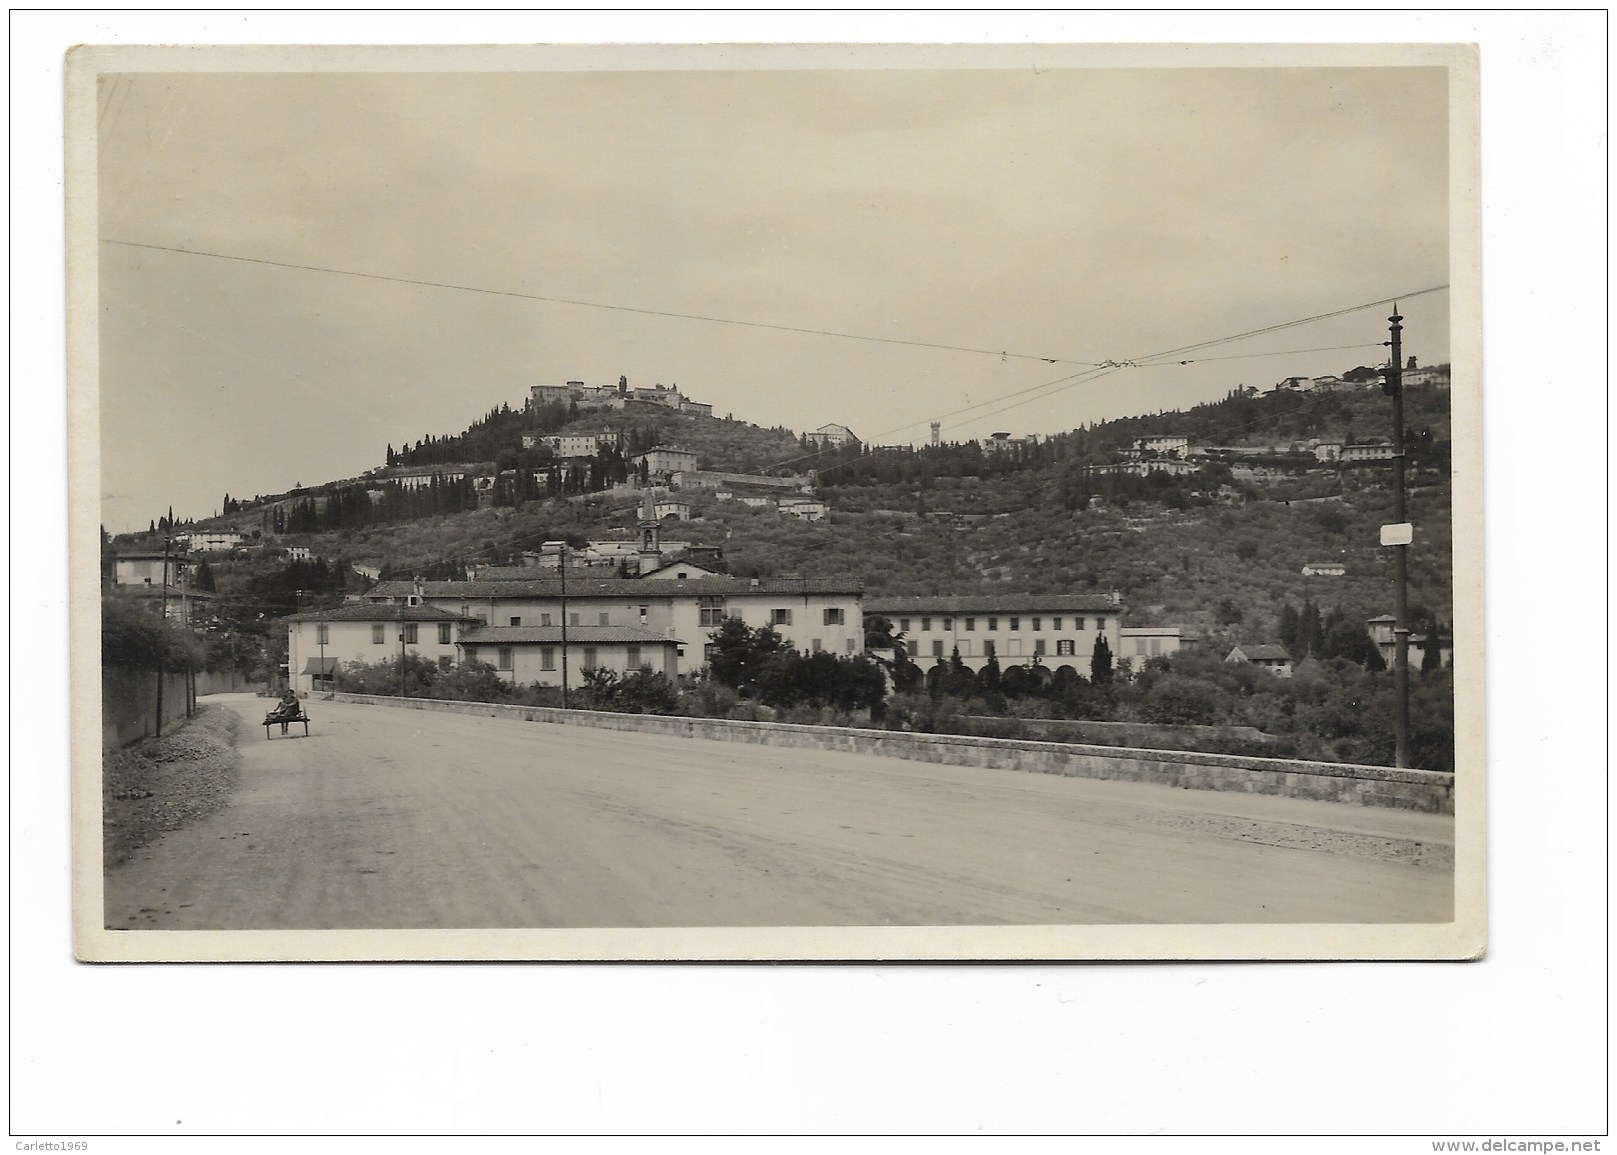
[1090, 633, 1114, 684]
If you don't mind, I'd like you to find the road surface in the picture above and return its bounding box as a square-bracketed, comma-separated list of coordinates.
[105, 694, 1453, 929]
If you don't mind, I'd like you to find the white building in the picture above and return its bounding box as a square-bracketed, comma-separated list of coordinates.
[863, 595, 1123, 674]
[1340, 443, 1395, 463]
[362, 573, 865, 674]
[539, 432, 622, 459]
[1119, 626, 1184, 662]
[804, 423, 858, 449]
[1127, 435, 1190, 458]
[176, 530, 244, 553]
[458, 625, 683, 685]
[779, 498, 827, 521]
[284, 603, 479, 693]
[633, 446, 699, 477]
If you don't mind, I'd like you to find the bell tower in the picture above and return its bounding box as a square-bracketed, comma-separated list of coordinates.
[637, 490, 662, 574]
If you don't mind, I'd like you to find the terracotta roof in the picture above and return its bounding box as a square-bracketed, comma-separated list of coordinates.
[459, 625, 682, 645]
[368, 576, 860, 599]
[864, 595, 1119, 615]
[283, 604, 476, 623]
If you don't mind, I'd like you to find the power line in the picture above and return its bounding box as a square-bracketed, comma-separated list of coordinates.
[1135, 285, 1448, 364]
[1135, 341, 1390, 367]
[843, 288, 1447, 448]
[101, 237, 1106, 368]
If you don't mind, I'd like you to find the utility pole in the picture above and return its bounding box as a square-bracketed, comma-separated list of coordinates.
[559, 543, 570, 708]
[155, 534, 170, 736]
[398, 600, 407, 697]
[1383, 309, 1412, 768]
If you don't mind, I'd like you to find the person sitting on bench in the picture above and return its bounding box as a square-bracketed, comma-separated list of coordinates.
[269, 688, 301, 721]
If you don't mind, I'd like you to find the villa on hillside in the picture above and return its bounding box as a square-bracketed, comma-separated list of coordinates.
[1225, 644, 1294, 677]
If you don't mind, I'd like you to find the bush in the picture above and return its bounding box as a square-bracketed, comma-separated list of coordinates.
[102, 595, 204, 671]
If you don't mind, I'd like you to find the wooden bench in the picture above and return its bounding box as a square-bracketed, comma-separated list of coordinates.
[264, 709, 311, 738]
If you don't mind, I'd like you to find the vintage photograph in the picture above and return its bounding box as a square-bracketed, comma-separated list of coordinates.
[70, 44, 1483, 961]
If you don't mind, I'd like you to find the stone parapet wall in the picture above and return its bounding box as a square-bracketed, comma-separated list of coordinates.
[327, 693, 1455, 813]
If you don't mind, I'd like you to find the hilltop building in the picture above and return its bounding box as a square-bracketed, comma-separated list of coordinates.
[804, 424, 858, 449]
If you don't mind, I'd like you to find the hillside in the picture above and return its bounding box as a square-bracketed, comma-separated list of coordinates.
[116, 373, 1454, 652]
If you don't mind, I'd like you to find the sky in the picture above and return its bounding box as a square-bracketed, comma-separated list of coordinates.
[94, 59, 1451, 532]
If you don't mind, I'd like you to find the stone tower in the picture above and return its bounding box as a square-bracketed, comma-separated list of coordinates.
[637, 490, 662, 574]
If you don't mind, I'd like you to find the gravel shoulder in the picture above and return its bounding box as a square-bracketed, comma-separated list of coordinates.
[102, 704, 243, 871]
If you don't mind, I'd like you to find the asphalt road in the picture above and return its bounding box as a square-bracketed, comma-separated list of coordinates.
[104, 694, 1453, 929]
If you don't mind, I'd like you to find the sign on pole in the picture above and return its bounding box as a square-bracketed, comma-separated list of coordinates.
[1380, 522, 1414, 547]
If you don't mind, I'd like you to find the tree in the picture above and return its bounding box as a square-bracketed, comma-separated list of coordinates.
[1421, 617, 1445, 672]
[1278, 602, 1301, 655]
[1089, 634, 1114, 684]
[978, 653, 1002, 692]
[706, 616, 787, 692]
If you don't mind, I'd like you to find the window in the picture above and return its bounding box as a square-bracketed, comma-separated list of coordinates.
[438, 656, 454, 671]
[1051, 617, 1062, 631]
[771, 608, 792, 626]
[1009, 617, 1020, 631]
[403, 623, 418, 644]
[570, 613, 581, 627]
[900, 618, 911, 633]
[497, 647, 513, 671]
[540, 647, 555, 671]
[625, 645, 641, 669]
[1035, 639, 1047, 656]
[964, 617, 976, 631]
[984, 640, 996, 658]
[942, 618, 953, 631]
[1006, 639, 1023, 656]
[958, 640, 972, 657]
[1057, 639, 1075, 656]
[1031, 617, 1041, 631]
[582, 647, 598, 669]
[638, 605, 650, 624]
[510, 617, 522, 627]
[906, 640, 918, 656]
[464, 646, 479, 664]
[823, 607, 844, 625]
[540, 613, 552, 626]
[703, 642, 718, 661]
[599, 612, 610, 626]
[811, 639, 823, 652]
[699, 596, 725, 627]
[921, 617, 931, 631]
[932, 639, 944, 658]
[316, 623, 329, 644]
[372, 623, 384, 644]
[988, 617, 999, 631]
[439, 623, 452, 644]
[1076, 617, 1087, 631]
